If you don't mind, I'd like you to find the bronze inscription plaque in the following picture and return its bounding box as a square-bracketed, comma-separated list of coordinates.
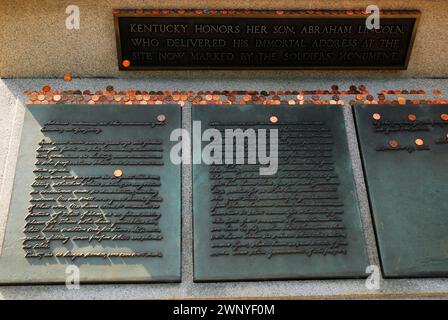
[193, 105, 368, 281]
[354, 104, 448, 277]
[0, 105, 181, 284]
[114, 11, 419, 70]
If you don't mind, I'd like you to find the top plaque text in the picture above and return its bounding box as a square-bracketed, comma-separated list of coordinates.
[114, 10, 420, 70]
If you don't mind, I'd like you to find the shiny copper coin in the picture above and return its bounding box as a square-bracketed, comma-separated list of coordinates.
[397, 97, 406, 105]
[407, 114, 417, 121]
[205, 94, 213, 101]
[157, 114, 166, 122]
[441, 114, 448, 121]
[113, 169, 123, 178]
[415, 138, 424, 146]
[37, 94, 45, 101]
[122, 60, 131, 68]
[270, 116, 278, 124]
[389, 140, 399, 148]
[372, 113, 381, 120]
[63, 73, 72, 81]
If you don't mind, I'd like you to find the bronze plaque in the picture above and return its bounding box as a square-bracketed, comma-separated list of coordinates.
[114, 10, 419, 70]
[193, 105, 368, 281]
[354, 104, 448, 278]
[0, 105, 181, 284]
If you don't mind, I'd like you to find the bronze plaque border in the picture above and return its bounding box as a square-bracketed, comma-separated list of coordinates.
[113, 9, 421, 71]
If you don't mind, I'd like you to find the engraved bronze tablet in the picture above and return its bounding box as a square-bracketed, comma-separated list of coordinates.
[354, 104, 448, 278]
[114, 10, 420, 70]
[0, 105, 181, 284]
[192, 105, 368, 281]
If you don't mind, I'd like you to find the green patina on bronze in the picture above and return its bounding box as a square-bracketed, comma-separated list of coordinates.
[0, 105, 181, 284]
[193, 105, 368, 281]
[354, 104, 448, 278]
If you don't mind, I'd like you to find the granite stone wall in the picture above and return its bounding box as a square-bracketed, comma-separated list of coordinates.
[0, 0, 447, 78]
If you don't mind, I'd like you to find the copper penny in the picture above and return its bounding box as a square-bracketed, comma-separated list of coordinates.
[388, 140, 399, 148]
[269, 116, 278, 124]
[415, 138, 424, 146]
[157, 114, 166, 122]
[407, 114, 417, 121]
[113, 169, 123, 178]
[122, 60, 131, 68]
[372, 113, 381, 120]
[63, 73, 72, 82]
[441, 114, 448, 121]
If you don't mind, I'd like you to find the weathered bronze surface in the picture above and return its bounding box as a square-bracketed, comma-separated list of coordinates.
[114, 11, 419, 70]
[354, 104, 448, 278]
[0, 105, 181, 284]
[193, 105, 368, 281]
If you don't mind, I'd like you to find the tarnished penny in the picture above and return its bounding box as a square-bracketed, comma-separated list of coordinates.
[113, 169, 123, 178]
[269, 116, 278, 124]
[407, 114, 417, 121]
[372, 113, 381, 120]
[415, 138, 424, 146]
[388, 140, 399, 148]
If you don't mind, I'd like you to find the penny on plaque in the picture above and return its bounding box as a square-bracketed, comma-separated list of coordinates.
[113, 169, 123, 177]
[354, 104, 448, 277]
[192, 105, 368, 281]
[415, 138, 424, 146]
[389, 140, 399, 148]
[0, 104, 181, 284]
